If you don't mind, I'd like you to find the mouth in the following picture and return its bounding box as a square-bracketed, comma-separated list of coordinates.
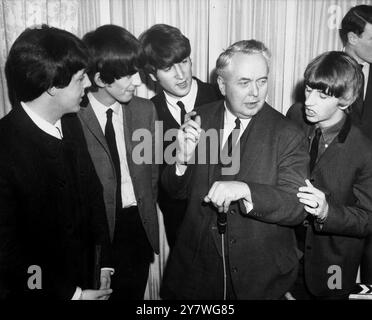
[305, 107, 316, 117]
[176, 81, 188, 89]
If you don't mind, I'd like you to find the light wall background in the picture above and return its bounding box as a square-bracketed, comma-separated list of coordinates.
[1, 0, 371, 299]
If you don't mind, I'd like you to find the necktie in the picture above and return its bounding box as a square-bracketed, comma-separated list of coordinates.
[105, 109, 122, 209]
[177, 101, 186, 125]
[354, 64, 365, 118]
[309, 127, 321, 172]
[226, 118, 241, 157]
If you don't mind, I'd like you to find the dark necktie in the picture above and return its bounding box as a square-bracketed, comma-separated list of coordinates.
[309, 127, 321, 172]
[177, 101, 186, 125]
[354, 64, 365, 118]
[105, 109, 122, 209]
[226, 118, 241, 157]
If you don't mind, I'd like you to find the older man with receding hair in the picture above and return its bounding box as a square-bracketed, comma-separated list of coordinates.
[160, 40, 309, 299]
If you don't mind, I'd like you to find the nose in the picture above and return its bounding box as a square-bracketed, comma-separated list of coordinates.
[173, 64, 184, 79]
[83, 74, 91, 89]
[131, 72, 142, 87]
[305, 90, 316, 106]
[249, 82, 259, 97]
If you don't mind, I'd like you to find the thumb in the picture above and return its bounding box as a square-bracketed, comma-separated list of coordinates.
[98, 288, 112, 297]
[305, 179, 313, 187]
[195, 115, 201, 127]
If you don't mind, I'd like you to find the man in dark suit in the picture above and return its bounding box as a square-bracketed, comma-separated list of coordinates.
[287, 51, 372, 299]
[0, 25, 113, 300]
[160, 40, 309, 299]
[139, 24, 222, 248]
[78, 25, 159, 300]
[340, 5, 372, 284]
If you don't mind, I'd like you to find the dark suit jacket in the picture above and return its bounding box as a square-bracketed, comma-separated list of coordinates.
[0, 107, 111, 299]
[151, 77, 222, 247]
[287, 103, 372, 296]
[78, 96, 159, 254]
[349, 65, 372, 283]
[161, 101, 309, 299]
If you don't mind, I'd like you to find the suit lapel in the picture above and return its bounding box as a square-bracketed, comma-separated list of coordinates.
[79, 103, 110, 155]
[206, 101, 225, 187]
[234, 104, 270, 180]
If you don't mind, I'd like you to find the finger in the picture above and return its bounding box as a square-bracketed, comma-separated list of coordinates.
[305, 179, 313, 187]
[183, 118, 202, 132]
[297, 192, 317, 201]
[298, 197, 318, 208]
[298, 186, 316, 193]
[207, 182, 219, 200]
[203, 195, 211, 202]
[304, 205, 319, 216]
[223, 199, 231, 213]
[184, 130, 200, 142]
[96, 289, 113, 298]
[194, 115, 201, 127]
[183, 126, 200, 138]
[184, 111, 197, 122]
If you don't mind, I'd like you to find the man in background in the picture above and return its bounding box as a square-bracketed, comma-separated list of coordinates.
[79, 25, 159, 300]
[340, 5, 372, 284]
[0, 25, 112, 299]
[139, 24, 222, 248]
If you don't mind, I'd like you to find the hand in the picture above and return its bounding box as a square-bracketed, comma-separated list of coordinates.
[81, 288, 113, 300]
[297, 179, 329, 220]
[176, 111, 202, 163]
[100, 269, 111, 291]
[204, 181, 251, 213]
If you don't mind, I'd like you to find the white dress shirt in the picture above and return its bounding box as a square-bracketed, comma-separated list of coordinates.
[360, 62, 370, 100]
[21, 102, 63, 139]
[164, 78, 198, 125]
[88, 92, 137, 208]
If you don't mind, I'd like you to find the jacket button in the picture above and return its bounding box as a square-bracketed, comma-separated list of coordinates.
[232, 267, 238, 273]
[303, 219, 310, 227]
[230, 238, 236, 245]
[230, 209, 236, 215]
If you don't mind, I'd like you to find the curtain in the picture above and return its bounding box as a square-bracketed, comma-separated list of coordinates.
[2, 0, 372, 299]
[0, 0, 79, 118]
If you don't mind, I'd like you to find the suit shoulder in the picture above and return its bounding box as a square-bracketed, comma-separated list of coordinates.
[264, 104, 306, 138]
[129, 96, 156, 112]
[194, 100, 223, 116]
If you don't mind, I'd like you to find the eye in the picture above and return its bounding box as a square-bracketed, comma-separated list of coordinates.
[238, 80, 250, 87]
[319, 92, 330, 99]
[257, 79, 267, 86]
[305, 86, 312, 93]
[181, 59, 189, 64]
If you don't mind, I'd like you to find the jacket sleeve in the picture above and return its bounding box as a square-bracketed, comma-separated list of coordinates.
[239, 130, 310, 226]
[314, 153, 372, 237]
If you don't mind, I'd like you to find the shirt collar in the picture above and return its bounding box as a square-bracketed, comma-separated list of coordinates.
[315, 115, 347, 145]
[223, 102, 251, 132]
[21, 101, 63, 139]
[164, 78, 198, 111]
[88, 92, 121, 117]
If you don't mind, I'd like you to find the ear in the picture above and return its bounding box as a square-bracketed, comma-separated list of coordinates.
[94, 72, 106, 88]
[347, 31, 359, 46]
[149, 73, 157, 82]
[47, 87, 57, 97]
[217, 75, 226, 96]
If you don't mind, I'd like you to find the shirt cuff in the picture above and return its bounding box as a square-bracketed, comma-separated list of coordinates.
[71, 286, 82, 300]
[175, 163, 187, 176]
[101, 267, 115, 275]
[242, 198, 253, 213]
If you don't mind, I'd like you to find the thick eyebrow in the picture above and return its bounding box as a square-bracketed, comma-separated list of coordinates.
[238, 76, 268, 81]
